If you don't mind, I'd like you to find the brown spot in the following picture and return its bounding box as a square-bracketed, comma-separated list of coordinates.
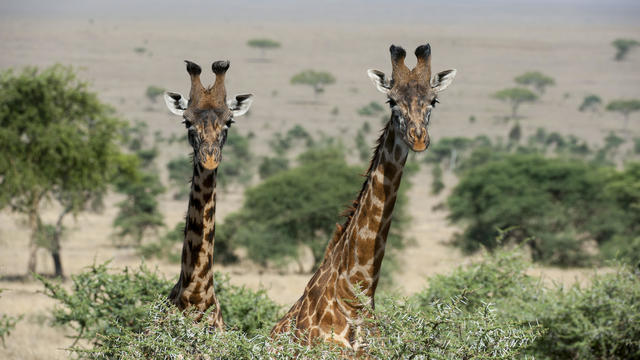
[320, 312, 335, 331]
[188, 218, 203, 237]
[201, 191, 213, 201]
[394, 146, 402, 161]
[198, 255, 212, 278]
[190, 197, 203, 211]
[202, 173, 215, 188]
[356, 213, 368, 231]
[308, 283, 322, 301]
[297, 316, 310, 330]
[204, 230, 214, 243]
[205, 207, 214, 221]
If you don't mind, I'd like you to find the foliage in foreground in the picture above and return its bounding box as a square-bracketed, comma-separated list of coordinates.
[0, 290, 22, 346]
[37, 262, 280, 349]
[40, 260, 539, 359]
[38, 248, 640, 359]
[416, 248, 640, 359]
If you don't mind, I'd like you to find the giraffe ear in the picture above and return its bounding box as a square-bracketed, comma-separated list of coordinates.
[228, 94, 254, 117]
[367, 69, 391, 94]
[164, 91, 188, 116]
[431, 69, 457, 93]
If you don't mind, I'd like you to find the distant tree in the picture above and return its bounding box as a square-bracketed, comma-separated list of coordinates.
[493, 87, 538, 119]
[431, 164, 445, 195]
[357, 101, 385, 117]
[424, 137, 474, 171]
[579, 94, 602, 112]
[112, 121, 165, 246]
[258, 156, 289, 179]
[514, 71, 555, 94]
[606, 99, 640, 130]
[246, 38, 281, 58]
[218, 145, 411, 271]
[290, 70, 336, 95]
[167, 156, 191, 200]
[612, 38, 639, 61]
[145, 85, 165, 102]
[447, 154, 621, 266]
[509, 122, 522, 143]
[0, 65, 134, 277]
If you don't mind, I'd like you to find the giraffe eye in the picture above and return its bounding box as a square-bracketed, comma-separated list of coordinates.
[182, 118, 192, 129]
[430, 98, 439, 108]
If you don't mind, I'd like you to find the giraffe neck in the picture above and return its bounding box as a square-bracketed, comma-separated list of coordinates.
[169, 163, 224, 328]
[332, 121, 408, 302]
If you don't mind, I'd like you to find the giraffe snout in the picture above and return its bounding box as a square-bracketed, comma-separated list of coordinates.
[408, 125, 429, 152]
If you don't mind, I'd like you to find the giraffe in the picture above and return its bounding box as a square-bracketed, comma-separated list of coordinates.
[270, 43, 456, 350]
[163, 60, 254, 329]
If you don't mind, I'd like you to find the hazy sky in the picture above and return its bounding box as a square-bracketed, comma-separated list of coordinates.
[2, 0, 639, 25]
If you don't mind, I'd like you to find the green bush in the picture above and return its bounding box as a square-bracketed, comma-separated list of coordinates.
[357, 101, 385, 117]
[144, 85, 164, 102]
[38, 262, 281, 348]
[447, 154, 621, 265]
[64, 264, 540, 359]
[0, 290, 22, 346]
[258, 156, 289, 179]
[413, 247, 640, 359]
[414, 246, 542, 315]
[532, 266, 640, 359]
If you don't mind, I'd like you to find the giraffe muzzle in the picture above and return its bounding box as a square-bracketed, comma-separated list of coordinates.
[407, 126, 429, 152]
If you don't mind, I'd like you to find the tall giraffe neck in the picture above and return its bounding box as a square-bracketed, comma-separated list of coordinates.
[270, 121, 409, 348]
[168, 164, 224, 329]
[331, 122, 408, 303]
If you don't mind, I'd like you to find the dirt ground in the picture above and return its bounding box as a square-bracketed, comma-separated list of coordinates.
[1, 2, 639, 358]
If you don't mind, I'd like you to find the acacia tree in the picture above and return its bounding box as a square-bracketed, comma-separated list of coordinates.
[514, 71, 555, 95]
[246, 38, 281, 59]
[579, 94, 602, 112]
[0, 65, 134, 277]
[612, 38, 639, 61]
[290, 70, 336, 95]
[606, 99, 640, 130]
[493, 87, 538, 119]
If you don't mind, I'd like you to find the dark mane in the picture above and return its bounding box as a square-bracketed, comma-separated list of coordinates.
[321, 118, 392, 258]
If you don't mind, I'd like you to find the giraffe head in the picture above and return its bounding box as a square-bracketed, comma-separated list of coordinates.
[164, 60, 254, 170]
[368, 44, 456, 152]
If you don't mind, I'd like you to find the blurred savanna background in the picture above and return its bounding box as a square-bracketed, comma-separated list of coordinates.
[0, 1, 639, 359]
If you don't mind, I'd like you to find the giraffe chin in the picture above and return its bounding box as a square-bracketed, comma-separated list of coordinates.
[410, 141, 428, 152]
[201, 156, 219, 170]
